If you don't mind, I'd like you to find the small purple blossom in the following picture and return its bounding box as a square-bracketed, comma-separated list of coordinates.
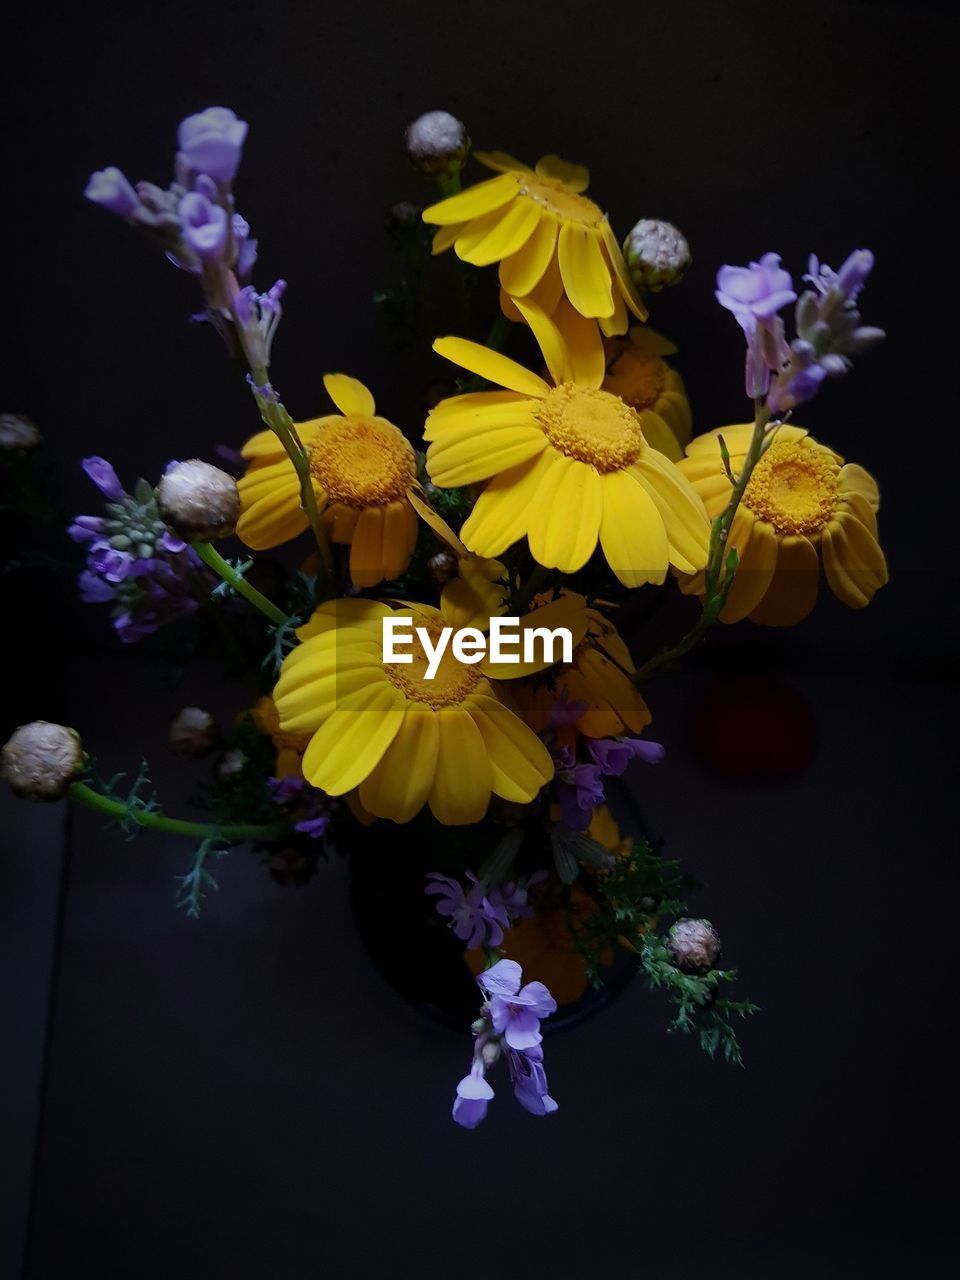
[78, 571, 113, 604]
[88, 541, 133, 583]
[716, 253, 796, 333]
[176, 107, 248, 186]
[588, 735, 666, 776]
[67, 515, 106, 543]
[81, 456, 125, 500]
[550, 691, 589, 728]
[425, 872, 509, 949]
[267, 774, 336, 841]
[84, 167, 141, 218]
[553, 744, 604, 831]
[179, 191, 229, 263]
[452, 960, 558, 1130]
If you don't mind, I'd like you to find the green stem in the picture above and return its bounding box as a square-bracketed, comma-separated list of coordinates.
[192, 541, 290, 626]
[69, 782, 287, 843]
[435, 171, 462, 199]
[634, 400, 772, 683]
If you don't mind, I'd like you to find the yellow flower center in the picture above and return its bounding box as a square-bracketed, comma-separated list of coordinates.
[603, 349, 667, 411]
[743, 439, 839, 534]
[516, 176, 603, 227]
[384, 622, 482, 707]
[536, 384, 645, 472]
[309, 416, 416, 507]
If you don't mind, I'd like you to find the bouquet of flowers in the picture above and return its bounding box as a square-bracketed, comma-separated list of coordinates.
[2, 107, 887, 1129]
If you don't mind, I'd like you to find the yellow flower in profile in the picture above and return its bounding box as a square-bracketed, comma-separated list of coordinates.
[249, 696, 310, 778]
[272, 591, 587, 825]
[421, 152, 647, 335]
[678, 424, 888, 626]
[236, 374, 419, 588]
[600, 326, 692, 462]
[425, 302, 711, 588]
[512, 602, 651, 740]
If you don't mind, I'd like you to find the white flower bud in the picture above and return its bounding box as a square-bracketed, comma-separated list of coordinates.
[155, 459, 240, 541]
[405, 110, 470, 177]
[0, 413, 42, 451]
[2, 722, 83, 801]
[667, 918, 721, 974]
[623, 219, 691, 292]
[168, 706, 220, 758]
[215, 748, 247, 781]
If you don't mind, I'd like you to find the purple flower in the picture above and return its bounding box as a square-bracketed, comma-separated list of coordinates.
[179, 191, 229, 263]
[84, 167, 141, 217]
[553, 744, 604, 831]
[488, 871, 547, 924]
[588, 735, 665, 776]
[81, 456, 125, 500]
[550, 691, 589, 728]
[716, 253, 797, 333]
[425, 872, 509, 949]
[268, 775, 335, 841]
[159, 529, 187, 554]
[507, 1044, 558, 1117]
[233, 214, 258, 280]
[67, 515, 105, 543]
[484, 967, 557, 1051]
[805, 249, 874, 303]
[88, 541, 133, 583]
[477, 958, 524, 999]
[113, 609, 160, 643]
[176, 107, 248, 186]
[452, 1061, 494, 1130]
[78, 570, 113, 603]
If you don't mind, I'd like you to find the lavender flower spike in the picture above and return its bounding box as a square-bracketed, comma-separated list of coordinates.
[177, 107, 248, 186]
[179, 191, 229, 263]
[716, 253, 796, 333]
[84, 167, 141, 218]
[81, 456, 125, 500]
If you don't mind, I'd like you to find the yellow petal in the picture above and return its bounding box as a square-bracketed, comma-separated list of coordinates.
[358, 702, 439, 823]
[322, 373, 375, 418]
[382, 499, 418, 579]
[432, 222, 465, 254]
[301, 681, 406, 795]
[296, 598, 394, 641]
[499, 215, 559, 297]
[838, 462, 880, 511]
[238, 456, 299, 499]
[684, 422, 807, 458]
[465, 694, 554, 802]
[719, 514, 778, 623]
[526, 454, 602, 572]
[323, 501, 360, 543]
[240, 420, 323, 459]
[747, 534, 820, 627]
[841, 491, 879, 539]
[426, 423, 548, 487]
[631, 448, 711, 573]
[474, 151, 534, 176]
[428, 706, 492, 824]
[599, 220, 648, 321]
[511, 298, 570, 385]
[427, 388, 535, 426]
[459, 449, 557, 558]
[480, 591, 590, 679]
[638, 411, 684, 463]
[456, 198, 541, 267]
[822, 512, 888, 609]
[577, 647, 651, 734]
[535, 154, 590, 193]
[552, 299, 605, 389]
[275, 663, 388, 734]
[558, 223, 614, 318]
[598, 286, 629, 338]
[236, 481, 310, 550]
[349, 505, 387, 588]
[598, 469, 669, 588]
[432, 336, 550, 398]
[422, 173, 519, 226]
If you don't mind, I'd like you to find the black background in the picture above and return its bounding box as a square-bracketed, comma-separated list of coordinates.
[3, 0, 958, 1276]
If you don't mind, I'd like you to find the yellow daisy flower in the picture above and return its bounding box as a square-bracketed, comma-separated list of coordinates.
[512, 601, 651, 740]
[248, 696, 310, 778]
[424, 302, 711, 588]
[677, 424, 889, 626]
[421, 152, 647, 335]
[272, 591, 587, 825]
[600, 326, 692, 462]
[237, 374, 420, 588]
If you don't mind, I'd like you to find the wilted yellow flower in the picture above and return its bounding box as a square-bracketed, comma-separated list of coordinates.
[249, 696, 310, 778]
[425, 302, 710, 588]
[678, 424, 888, 626]
[237, 374, 419, 588]
[422, 152, 646, 335]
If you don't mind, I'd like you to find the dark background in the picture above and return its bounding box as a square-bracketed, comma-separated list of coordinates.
[3, 0, 958, 1275]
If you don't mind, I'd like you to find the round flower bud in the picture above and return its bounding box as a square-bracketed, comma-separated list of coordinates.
[168, 706, 220, 759]
[405, 110, 470, 177]
[667, 918, 721, 974]
[215, 748, 247, 782]
[0, 413, 42, 451]
[427, 551, 458, 585]
[155, 459, 240, 542]
[2, 721, 83, 801]
[623, 219, 691, 292]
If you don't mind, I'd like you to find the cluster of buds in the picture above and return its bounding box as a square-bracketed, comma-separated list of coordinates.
[405, 110, 470, 178]
[623, 218, 691, 292]
[716, 249, 884, 410]
[2, 722, 83, 801]
[85, 107, 285, 376]
[452, 959, 558, 1129]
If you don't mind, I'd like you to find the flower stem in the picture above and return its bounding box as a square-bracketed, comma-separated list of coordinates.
[634, 400, 772, 682]
[192, 540, 290, 626]
[68, 781, 287, 843]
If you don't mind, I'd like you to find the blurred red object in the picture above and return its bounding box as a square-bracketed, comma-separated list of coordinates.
[689, 676, 816, 780]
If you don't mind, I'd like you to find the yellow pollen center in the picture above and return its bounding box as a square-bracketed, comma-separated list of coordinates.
[309, 416, 416, 507]
[537, 384, 645, 472]
[604, 350, 667, 411]
[384, 623, 481, 707]
[743, 440, 839, 534]
[516, 176, 602, 226]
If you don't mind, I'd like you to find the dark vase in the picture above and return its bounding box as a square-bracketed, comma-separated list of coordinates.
[348, 781, 651, 1033]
